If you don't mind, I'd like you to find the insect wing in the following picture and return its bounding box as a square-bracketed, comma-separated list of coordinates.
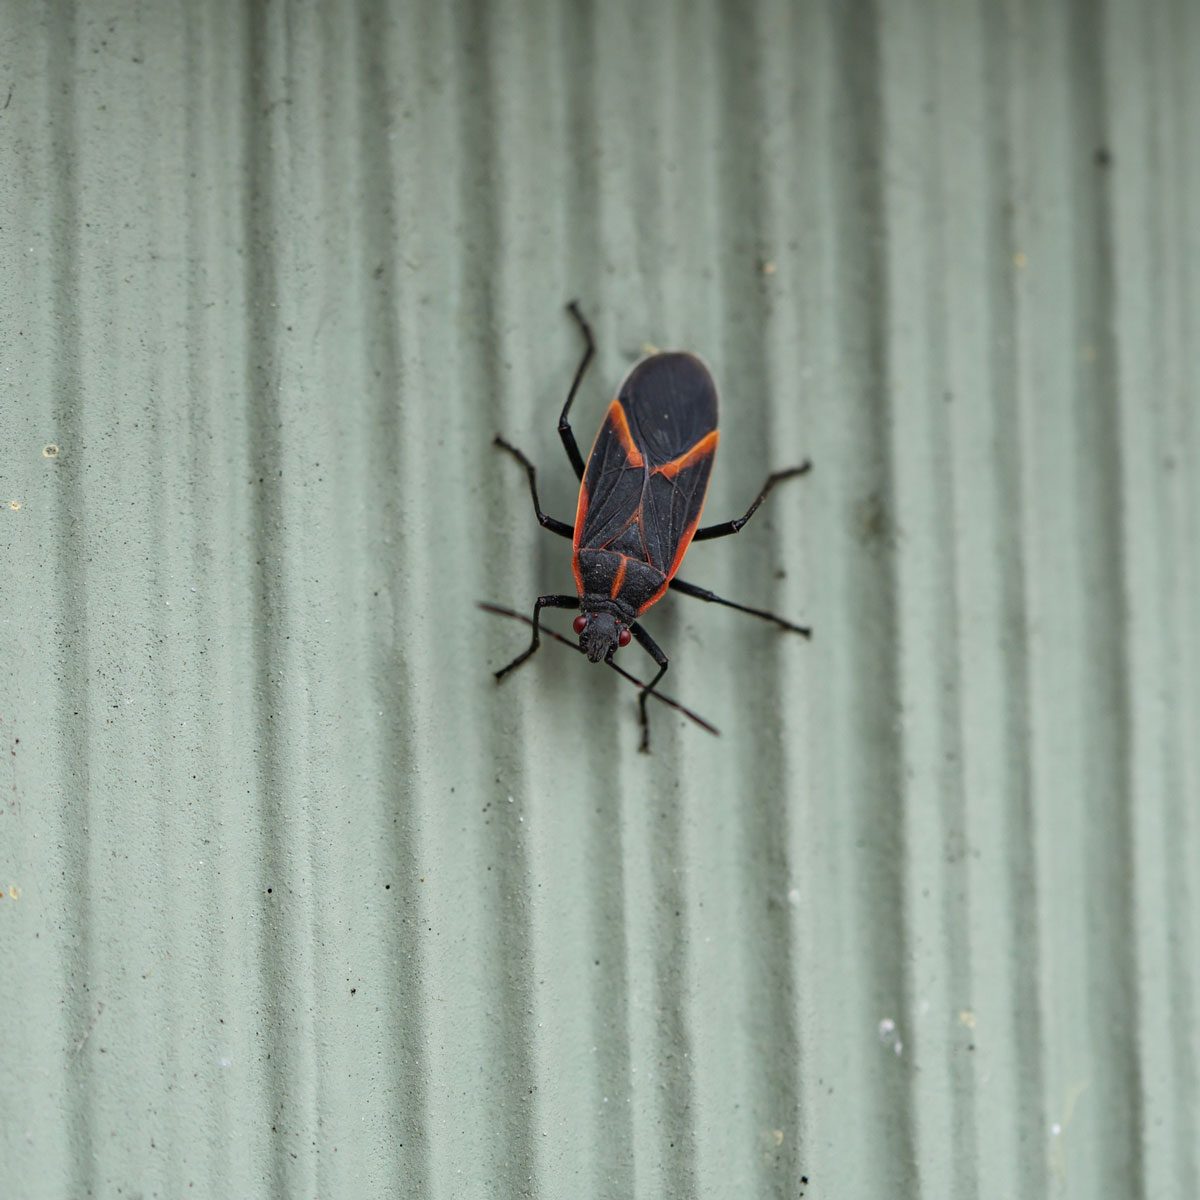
[573, 353, 719, 611]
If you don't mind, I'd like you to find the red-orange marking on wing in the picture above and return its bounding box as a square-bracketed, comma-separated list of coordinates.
[653, 429, 719, 479]
[665, 508, 704, 581]
[606, 400, 645, 468]
[609, 555, 628, 599]
[571, 481, 589, 594]
[634, 432, 719, 611]
[637, 507, 705, 614]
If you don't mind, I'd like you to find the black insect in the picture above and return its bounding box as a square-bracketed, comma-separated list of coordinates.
[493, 302, 810, 751]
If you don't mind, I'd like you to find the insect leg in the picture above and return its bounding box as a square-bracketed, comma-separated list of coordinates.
[493, 437, 574, 538]
[626, 622, 668, 754]
[493, 594, 579, 681]
[558, 300, 595, 481]
[691, 461, 811, 541]
[668, 577, 811, 637]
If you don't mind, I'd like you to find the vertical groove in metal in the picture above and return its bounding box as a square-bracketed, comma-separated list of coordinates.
[40, 7, 92, 1197]
[1, 3, 1197, 1198]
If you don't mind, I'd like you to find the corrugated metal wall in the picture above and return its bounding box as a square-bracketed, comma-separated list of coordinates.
[2, 2, 1197, 1197]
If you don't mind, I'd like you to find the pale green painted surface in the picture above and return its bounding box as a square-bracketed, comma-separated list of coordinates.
[2, 2, 1198, 1198]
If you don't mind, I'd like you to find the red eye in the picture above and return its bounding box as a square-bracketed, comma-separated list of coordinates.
[573, 615, 588, 634]
[618, 627, 632, 647]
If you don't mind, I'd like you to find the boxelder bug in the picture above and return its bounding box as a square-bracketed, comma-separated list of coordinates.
[493, 302, 811, 752]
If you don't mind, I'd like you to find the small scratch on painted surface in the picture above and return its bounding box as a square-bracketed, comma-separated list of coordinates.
[1048, 1079, 1091, 1180]
[3, 717, 21, 814]
[70, 1002, 106, 1063]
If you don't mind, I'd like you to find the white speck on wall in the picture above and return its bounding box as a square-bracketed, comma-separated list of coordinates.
[878, 1017, 903, 1056]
